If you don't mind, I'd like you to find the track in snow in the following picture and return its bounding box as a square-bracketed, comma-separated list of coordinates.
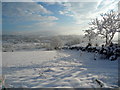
[2, 50, 118, 88]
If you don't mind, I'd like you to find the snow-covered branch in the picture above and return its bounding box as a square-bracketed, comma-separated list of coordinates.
[89, 10, 120, 46]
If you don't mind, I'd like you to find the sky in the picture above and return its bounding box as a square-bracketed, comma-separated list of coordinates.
[2, 0, 120, 36]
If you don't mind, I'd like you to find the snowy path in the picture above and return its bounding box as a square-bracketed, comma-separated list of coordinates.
[2, 50, 118, 88]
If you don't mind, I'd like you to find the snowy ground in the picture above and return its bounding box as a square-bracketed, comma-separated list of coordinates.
[2, 49, 118, 88]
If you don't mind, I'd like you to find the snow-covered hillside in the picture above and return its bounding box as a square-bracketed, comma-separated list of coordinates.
[2, 50, 118, 88]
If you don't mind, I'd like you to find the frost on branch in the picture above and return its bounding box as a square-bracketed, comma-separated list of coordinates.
[84, 28, 97, 45]
[89, 10, 120, 46]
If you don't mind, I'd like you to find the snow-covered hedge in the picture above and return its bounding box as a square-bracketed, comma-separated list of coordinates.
[64, 43, 120, 60]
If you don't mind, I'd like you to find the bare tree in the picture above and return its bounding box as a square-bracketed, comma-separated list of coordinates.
[66, 37, 81, 46]
[84, 28, 97, 45]
[50, 36, 64, 50]
[90, 10, 120, 46]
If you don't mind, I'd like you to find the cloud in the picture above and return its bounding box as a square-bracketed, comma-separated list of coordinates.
[2, 2, 58, 30]
[2, 2, 52, 17]
[2, 0, 100, 2]
[10, 24, 84, 36]
[59, 11, 64, 15]
[17, 21, 57, 29]
[58, 0, 119, 25]
[3, 1, 119, 36]
[58, 2, 97, 25]
[59, 10, 74, 17]
[2, 0, 34, 2]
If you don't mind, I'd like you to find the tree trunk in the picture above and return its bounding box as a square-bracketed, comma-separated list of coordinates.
[108, 33, 115, 46]
[105, 35, 108, 46]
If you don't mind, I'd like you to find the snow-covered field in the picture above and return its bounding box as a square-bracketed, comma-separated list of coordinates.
[2, 50, 118, 88]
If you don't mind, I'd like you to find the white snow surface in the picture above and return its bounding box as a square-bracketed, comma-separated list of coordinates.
[2, 50, 118, 88]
